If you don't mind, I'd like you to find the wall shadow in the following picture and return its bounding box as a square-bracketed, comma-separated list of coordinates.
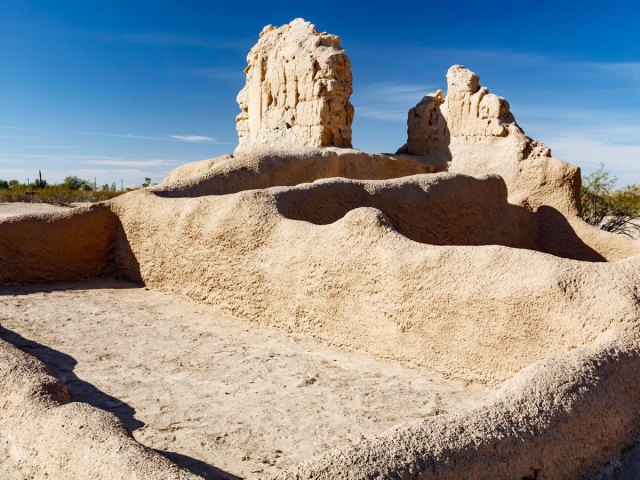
[0, 277, 142, 297]
[157, 450, 242, 480]
[0, 326, 144, 431]
[534, 206, 606, 262]
[0, 326, 240, 479]
[112, 217, 143, 284]
[274, 175, 606, 262]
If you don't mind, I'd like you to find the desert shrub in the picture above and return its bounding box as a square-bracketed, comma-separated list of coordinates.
[62, 175, 91, 190]
[0, 179, 8, 189]
[0, 185, 124, 205]
[581, 164, 640, 237]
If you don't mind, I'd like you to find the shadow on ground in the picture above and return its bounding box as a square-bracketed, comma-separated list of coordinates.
[158, 450, 242, 480]
[0, 326, 238, 480]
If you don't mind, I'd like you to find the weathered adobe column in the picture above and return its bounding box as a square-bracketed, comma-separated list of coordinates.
[235, 18, 354, 151]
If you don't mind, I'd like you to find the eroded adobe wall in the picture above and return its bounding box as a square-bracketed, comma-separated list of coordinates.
[236, 19, 354, 151]
[108, 179, 640, 386]
[271, 332, 640, 480]
[158, 148, 443, 197]
[399, 65, 582, 216]
[0, 204, 119, 285]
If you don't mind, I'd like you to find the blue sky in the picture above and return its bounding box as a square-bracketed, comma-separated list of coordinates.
[1, 0, 639, 188]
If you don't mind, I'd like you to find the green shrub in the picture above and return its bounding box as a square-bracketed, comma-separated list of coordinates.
[0, 185, 124, 205]
[581, 164, 640, 237]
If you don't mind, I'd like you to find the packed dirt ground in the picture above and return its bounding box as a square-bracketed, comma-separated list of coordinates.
[0, 279, 489, 478]
[0, 202, 72, 219]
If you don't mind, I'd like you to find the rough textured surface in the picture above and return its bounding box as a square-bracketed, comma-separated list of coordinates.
[0, 204, 119, 284]
[236, 19, 353, 151]
[398, 65, 581, 215]
[271, 331, 640, 480]
[160, 148, 639, 262]
[1, 168, 639, 478]
[106, 180, 640, 386]
[0, 280, 488, 478]
[162, 148, 443, 196]
[0, 202, 74, 219]
[1, 154, 640, 478]
[0, 331, 199, 480]
[1, 17, 640, 480]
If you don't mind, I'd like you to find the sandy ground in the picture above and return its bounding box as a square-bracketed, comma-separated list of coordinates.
[0, 280, 490, 479]
[0, 202, 74, 219]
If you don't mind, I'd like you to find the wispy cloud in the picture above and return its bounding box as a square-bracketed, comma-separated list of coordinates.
[0, 155, 185, 187]
[357, 108, 408, 121]
[0, 153, 180, 166]
[418, 47, 549, 68]
[88, 159, 179, 167]
[0, 126, 231, 144]
[0, 134, 45, 140]
[515, 111, 640, 184]
[350, 42, 550, 71]
[18, 144, 85, 150]
[543, 136, 640, 181]
[566, 61, 640, 82]
[358, 82, 435, 104]
[353, 82, 435, 121]
[170, 134, 217, 143]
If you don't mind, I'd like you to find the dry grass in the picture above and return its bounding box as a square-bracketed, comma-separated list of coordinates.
[0, 187, 126, 205]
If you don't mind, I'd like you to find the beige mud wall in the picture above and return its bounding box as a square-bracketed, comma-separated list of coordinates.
[0, 204, 119, 285]
[161, 149, 640, 262]
[161, 148, 444, 196]
[398, 65, 582, 216]
[109, 175, 640, 385]
[272, 331, 640, 479]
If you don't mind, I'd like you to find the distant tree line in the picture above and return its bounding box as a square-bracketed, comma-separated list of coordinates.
[0, 172, 157, 205]
[0, 175, 155, 192]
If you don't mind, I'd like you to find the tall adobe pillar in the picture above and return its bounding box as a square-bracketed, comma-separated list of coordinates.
[235, 18, 354, 151]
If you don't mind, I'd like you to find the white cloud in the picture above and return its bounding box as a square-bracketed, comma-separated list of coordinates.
[568, 61, 640, 82]
[0, 126, 231, 144]
[353, 82, 435, 122]
[0, 154, 180, 167]
[88, 159, 179, 167]
[0, 164, 179, 188]
[541, 136, 640, 178]
[357, 107, 408, 121]
[358, 82, 435, 104]
[170, 134, 216, 143]
[17, 145, 85, 150]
